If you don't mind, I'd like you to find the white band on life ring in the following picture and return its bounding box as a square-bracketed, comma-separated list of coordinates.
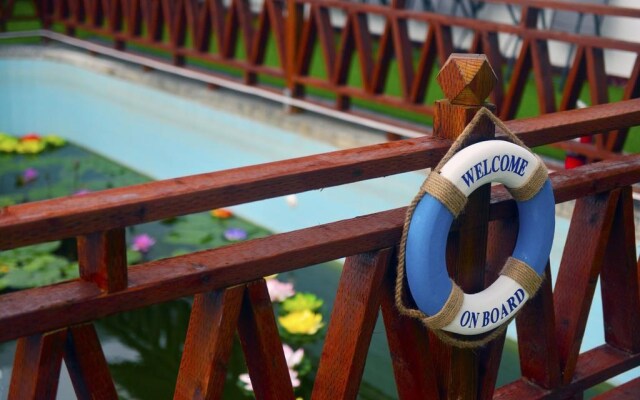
[405, 140, 555, 335]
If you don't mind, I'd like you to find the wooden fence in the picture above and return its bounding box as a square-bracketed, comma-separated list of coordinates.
[2, 0, 640, 156]
[1, 48, 640, 399]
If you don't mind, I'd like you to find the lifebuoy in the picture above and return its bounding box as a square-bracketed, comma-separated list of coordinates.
[405, 140, 554, 335]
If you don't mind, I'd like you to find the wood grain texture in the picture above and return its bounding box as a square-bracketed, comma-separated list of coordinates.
[433, 53, 496, 400]
[8, 330, 66, 400]
[592, 376, 640, 399]
[515, 264, 561, 389]
[237, 280, 294, 400]
[495, 344, 640, 399]
[3, 100, 640, 251]
[174, 286, 245, 400]
[77, 228, 127, 292]
[599, 187, 640, 353]
[64, 324, 118, 400]
[2, 156, 640, 343]
[380, 252, 440, 400]
[311, 249, 392, 400]
[554, 190, 621, 383]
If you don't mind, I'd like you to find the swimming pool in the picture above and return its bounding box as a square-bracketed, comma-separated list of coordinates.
[0, 54, 637, 389]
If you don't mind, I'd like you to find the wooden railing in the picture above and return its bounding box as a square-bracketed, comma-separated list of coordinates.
[3, 0, 640, 151]
[2, 48, 640, 398]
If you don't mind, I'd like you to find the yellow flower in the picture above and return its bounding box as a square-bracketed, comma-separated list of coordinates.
[278, 310, 324, 335]
[210, 208, 233, 219]
[0, 264, 9, 274]
[16, 140, 46, 154]
[0, 138, 17, 153]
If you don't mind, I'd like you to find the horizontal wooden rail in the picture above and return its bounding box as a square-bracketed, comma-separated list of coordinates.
[2, 99, 640, 250]
[479, 0, 640, 19]
[495, 344, 640, 398]
[297, 0, 640, 53]
[1, 154, 640, 343]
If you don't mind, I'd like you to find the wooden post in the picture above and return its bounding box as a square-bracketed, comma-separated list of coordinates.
[285, 0, 303, 113]
[432, 53, 497, 399]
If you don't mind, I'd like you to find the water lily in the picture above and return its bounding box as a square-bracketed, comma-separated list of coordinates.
[22, 168, 39, 184]
[0, 134, 18, 153]
[278, 309, 324, 335]
[238, 344, 303, 391]
[281, 292, 323, 313]
[21, 133, 41, 142]
[282, 344, 304, 368]
[285, 194, 298, 208]
[211, 208, 233, 219]
[131, 233, 156, 253]
[43, 135, 65, 147]
[238, 373, 253, 391]
[223, 227, 247, 241]
[267, 279, 295, 302]
[16, 139, 46, 154]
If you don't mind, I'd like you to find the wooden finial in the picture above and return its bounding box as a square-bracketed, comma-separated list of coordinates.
[436, 53, 497, 106]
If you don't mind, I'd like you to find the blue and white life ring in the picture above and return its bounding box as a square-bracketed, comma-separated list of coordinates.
[405, 140, 554, 335]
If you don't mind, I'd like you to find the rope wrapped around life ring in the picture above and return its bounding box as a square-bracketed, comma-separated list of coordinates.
[396, 107, 555, 348]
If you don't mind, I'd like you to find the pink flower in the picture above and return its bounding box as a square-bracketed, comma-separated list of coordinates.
[131, 233, 156, 253]
[22, 168, 38, 183]
[266, 279, 295, 302]
[73, 189, 91, 196]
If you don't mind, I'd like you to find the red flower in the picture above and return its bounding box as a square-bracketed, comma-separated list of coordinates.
[21, 133, 41, 142]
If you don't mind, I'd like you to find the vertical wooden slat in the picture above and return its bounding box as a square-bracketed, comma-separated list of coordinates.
[315, 6, 336, 82]
[333, 13, 355, 110]
[174, 286, 245, 400]
[312, 249, 392, 400]
[608, 55, 640, 151]
[380, 250, 440, 400]
[237, 280, 295, 400]
[391, 13, 414, 99]
[352, 12, 373, 93]
[267, 0, 286, 65]
[586, 47, 610, 150]
[554, 190, 621, 383]
[501, 6, 540, 120]
[483, 32, 505, 111]
[433, 54, 496, 400]
[8, 330, 67, 400]
[410, 25, 437, 104]
[477, 217, 518, 399]
[287, 0, 307, 102]
[77, 227, 127, 293]
[600, 186, 640, 353]
[560, 46, 587, 111]
[516, 264, 562, 388]
[530, 38, 557, 114]
[371, 14, 394, 94]
[64, 324, 118, 400]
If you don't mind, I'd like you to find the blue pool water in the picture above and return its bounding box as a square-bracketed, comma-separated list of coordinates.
[0, 58, 424, 234]
[0, 57, 637, 387]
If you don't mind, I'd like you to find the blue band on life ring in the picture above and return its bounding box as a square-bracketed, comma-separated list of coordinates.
[404, 140, 555, 335]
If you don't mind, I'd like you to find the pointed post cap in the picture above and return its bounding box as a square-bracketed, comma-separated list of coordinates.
[436, 53, 497, 106]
